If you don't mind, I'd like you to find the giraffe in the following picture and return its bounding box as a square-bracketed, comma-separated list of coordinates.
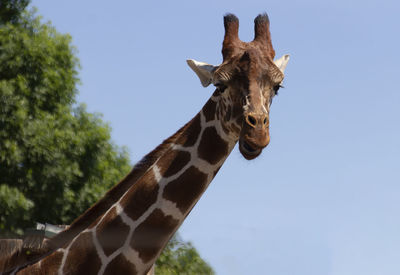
[1, 13, 290, 274]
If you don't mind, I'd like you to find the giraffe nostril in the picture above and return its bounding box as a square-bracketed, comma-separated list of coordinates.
[246, 115, 257, 127]
[263, 117, 267, 125]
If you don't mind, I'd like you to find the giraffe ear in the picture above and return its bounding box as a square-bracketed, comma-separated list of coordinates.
[274, 54, 290, 73]
[186, 59, 218, 87]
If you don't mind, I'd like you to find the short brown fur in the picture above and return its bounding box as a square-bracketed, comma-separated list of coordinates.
[130, 209, 179, 263]
[162, 166, 208, 213]
[96, 207, 130, 256]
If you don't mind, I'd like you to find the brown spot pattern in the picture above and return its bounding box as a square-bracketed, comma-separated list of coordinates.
[198, 127, 229, 165]
[202, 99, 217, 122]
[158, 150, 191, 178]
[232, 104, 242, 119]
[120, 171, 159, 221]
[224, 105, 232, 122]
[36, 251, 63, 274]
[87, 215, 102, 229]
[175, 114, 201, 147]
[130, 209, 178, 263]
[63, 232, 101, 274]
[221, 122, 230, 135]
[96, 207, 130, 257]
[103, 254, 137, 275]
[163, 166, 208, 213]
[213, 165, 222, 178]
[231, 122, 241, 134]
[236, 115, 243, 127]
[46, 116, 192, 252]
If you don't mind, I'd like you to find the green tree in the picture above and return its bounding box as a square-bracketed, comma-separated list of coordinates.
[156, 234, 215, 275]
[0, 9, 132, 235]
[0, 0, 29, 24]
[0, 2, 214, 273]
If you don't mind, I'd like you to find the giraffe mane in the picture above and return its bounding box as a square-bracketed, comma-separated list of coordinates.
[0, 240, 23, 273]
[0, 119, 194, 274]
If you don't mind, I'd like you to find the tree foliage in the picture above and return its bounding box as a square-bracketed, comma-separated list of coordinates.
[0, 9, 132, 236]
[0, 0, 29, 24]
[156, 234, 215, 275]
[0, 2, 214, 273]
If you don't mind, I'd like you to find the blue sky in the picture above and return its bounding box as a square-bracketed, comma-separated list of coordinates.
[31, 0, 400, 274]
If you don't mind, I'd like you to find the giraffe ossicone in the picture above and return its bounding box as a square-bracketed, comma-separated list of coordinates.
[2, 13, 289, 275]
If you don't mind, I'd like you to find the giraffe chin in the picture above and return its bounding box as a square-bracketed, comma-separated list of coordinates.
[239, 139, 262, 160]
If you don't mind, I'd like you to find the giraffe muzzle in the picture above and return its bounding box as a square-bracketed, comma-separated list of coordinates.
[238, 134, 270, 160]
[238, 139, 262, 160]
[238, 122, 270, 160]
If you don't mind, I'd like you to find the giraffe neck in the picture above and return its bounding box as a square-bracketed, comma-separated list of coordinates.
[0, 119, 188, 275]
[14, 94, 239, 275]
[0, 134, 186, 275]
[44, 118, 189, 252]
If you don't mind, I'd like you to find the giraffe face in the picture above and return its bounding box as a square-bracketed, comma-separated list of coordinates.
[213, 49, 287, 160]
[187, 14, 289, 160]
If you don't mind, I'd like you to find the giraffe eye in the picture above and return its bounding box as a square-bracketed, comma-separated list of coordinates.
[215, 82, 227, 93]
[273, 84, 282, 95]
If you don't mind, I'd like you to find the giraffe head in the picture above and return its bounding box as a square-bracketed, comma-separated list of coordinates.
[187, 13, 290, 160]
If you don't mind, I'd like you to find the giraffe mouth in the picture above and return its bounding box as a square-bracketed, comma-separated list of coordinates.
[239, 139, 262, 160]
